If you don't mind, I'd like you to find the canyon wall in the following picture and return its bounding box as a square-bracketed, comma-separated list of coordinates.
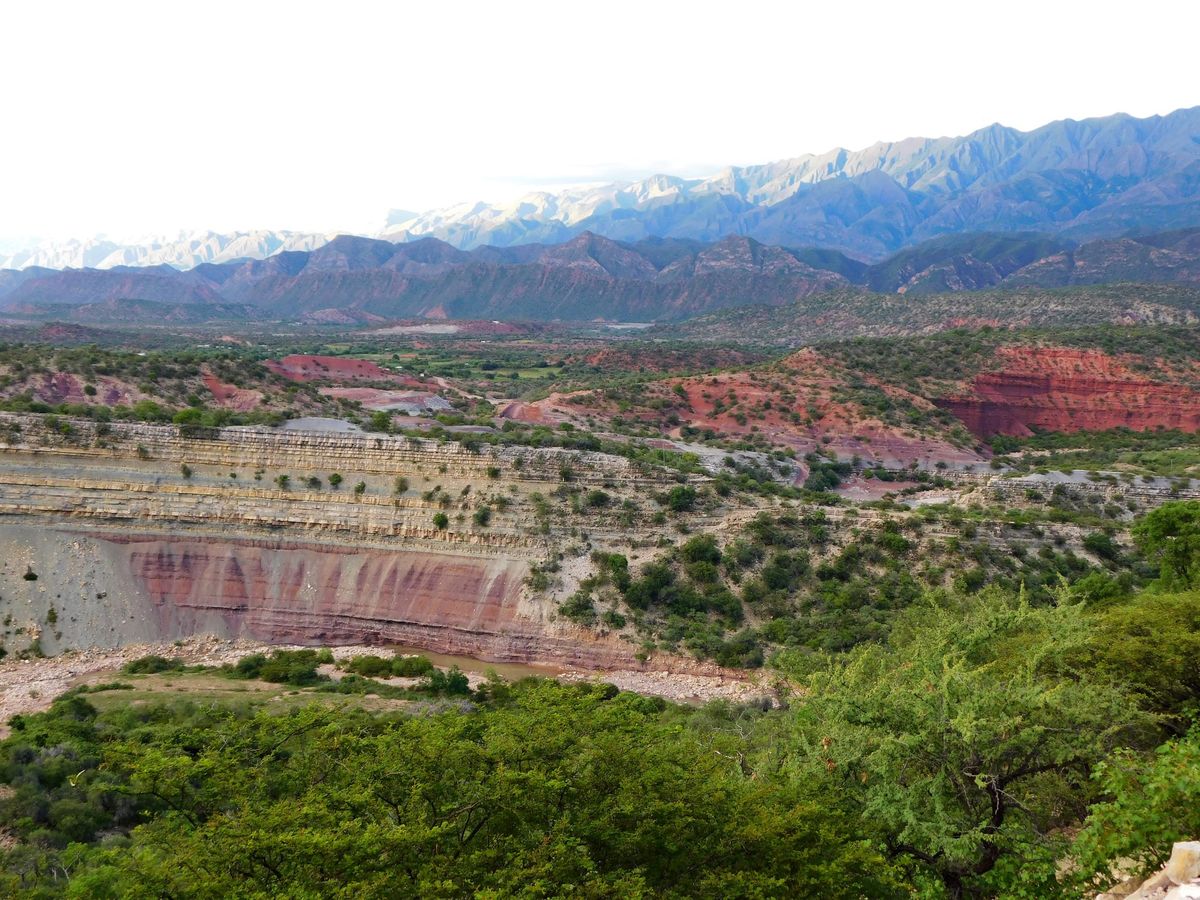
[0, 416, 688, 670]
[936, 348, 1200, 437]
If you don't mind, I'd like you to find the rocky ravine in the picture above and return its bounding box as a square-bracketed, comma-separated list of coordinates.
[0, 415, 730, 677]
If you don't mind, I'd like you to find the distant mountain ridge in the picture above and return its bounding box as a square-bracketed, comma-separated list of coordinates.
[0, 230, 331, 272]
[4, 228, 1200, 324]
[386, 107, 1200, 258]
[5, 107, 1199, 273]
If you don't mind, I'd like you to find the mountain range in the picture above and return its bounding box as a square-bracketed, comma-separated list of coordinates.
[5, 106, 1199, 273]
[3, 227, 1200, 325]
[0, 230, 331, 272]
[385, 106, 1200, 258]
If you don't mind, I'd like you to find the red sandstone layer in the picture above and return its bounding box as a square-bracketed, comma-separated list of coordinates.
[95, 532, 660, 671]
[938, 347, 1200, 437]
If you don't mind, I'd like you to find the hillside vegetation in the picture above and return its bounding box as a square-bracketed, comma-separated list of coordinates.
[3, 554, 1199, 897]
[656, 284, 1200, 346]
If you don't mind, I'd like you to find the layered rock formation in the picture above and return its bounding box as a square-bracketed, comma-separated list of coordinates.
[936, 348, 1200, 438]
[0, 415, 696, 671]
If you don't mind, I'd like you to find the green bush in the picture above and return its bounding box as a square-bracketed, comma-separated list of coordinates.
[392, 655, 435, 677]
[122, 655, 185, 675]
[343, 654, 394, 678]
[662, 484, 697, 512]
[1071, 728, 1200, 891]
[226, 650, 326, 687]
[424, 665, 471, 695]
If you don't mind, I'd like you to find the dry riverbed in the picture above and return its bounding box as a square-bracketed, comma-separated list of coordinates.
[0, 636, 773, 733]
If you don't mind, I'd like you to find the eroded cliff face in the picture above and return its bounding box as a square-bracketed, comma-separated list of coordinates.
[0, 415, 689, 671]
[937, 347, 1200, 437]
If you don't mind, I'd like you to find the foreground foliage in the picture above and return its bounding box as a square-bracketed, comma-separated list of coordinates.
[784, 591, 1152, 898]
[0, 682, 898, 899]
[3, 512, 1200, 897]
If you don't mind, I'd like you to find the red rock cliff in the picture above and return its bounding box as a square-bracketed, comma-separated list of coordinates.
[937, 347, 1200, 437]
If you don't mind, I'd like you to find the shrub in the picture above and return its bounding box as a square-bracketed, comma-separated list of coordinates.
[393, 655, 435, 677]
[227, 649, 325, 686]
[367, 411, 392, 433]
[424, 665, 470, 695]
[663, 485, 697, 512]
[559, 591, 598, 625]
[680, 534, 721, 565]
[344, 655, 394, 678]
[584, 489, 610, 508]
[1071, 728, 1200, 891]
[122, 655, 185, 675]
[601, 609, 627, 630]
[1083, 530, 1121, 562]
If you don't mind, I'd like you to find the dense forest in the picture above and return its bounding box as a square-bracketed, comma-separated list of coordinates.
[2, 501, 1199, 898]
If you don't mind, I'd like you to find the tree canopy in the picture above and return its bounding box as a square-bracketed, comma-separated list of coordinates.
[781, 590, 1150, 899]
[1133, 499, 1200, 589]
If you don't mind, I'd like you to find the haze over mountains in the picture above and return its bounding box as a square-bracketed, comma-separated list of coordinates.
[0, 230, 331, 272]
[6, 105, 1200, 275]
[386, 106, 1200, 258]
[3, 227, 1200, 325]
[2, 106, 1200, 325]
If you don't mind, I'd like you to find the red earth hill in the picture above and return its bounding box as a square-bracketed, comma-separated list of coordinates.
[265, 354, 417, 384]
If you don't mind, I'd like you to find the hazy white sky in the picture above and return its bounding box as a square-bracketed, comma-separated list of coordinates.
[2, 0, 1197, 242]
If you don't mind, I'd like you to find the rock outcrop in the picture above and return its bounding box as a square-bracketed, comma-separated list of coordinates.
[936, 347, 1200, 437]
[0, 415, 706, 673]
[1099, 841, 1200, 900]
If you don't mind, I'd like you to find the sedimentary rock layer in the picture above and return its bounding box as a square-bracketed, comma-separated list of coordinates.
[936, 348, 1200, 437]
[0, 415, 688, 670]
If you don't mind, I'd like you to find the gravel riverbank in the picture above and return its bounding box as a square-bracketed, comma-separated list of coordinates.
[0, 636, 772, 733]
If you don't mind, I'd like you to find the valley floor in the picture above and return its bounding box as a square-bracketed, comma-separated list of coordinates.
[0, 635, 770, 736]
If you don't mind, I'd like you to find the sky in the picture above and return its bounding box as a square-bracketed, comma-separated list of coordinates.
[2, 0, 1198, 244]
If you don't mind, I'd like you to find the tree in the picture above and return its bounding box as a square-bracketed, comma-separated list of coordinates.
[367, 410, 392, 433]
[432, 512, 449, 529]
[274, 474, 290, 490]
[1071, 727, 1200, 893]
[22, 682, 899, 897]
[1085, 589, 1200, 731]
[172, 406, 203, 437]
[783, 590, 1148, 899]
[328, 473, 343, 489]
[663, 484, 697, 512]
[353, 481, 366, 496]
[1133, 501, 1200, 589]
